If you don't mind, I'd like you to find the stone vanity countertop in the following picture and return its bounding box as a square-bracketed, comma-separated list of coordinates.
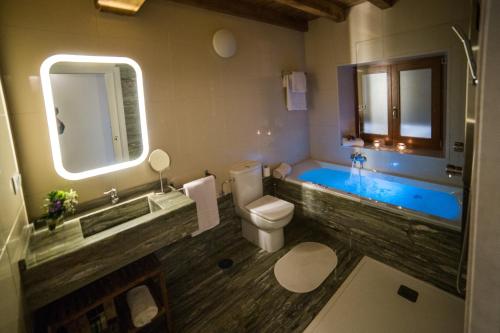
[20, 191, 198, 310]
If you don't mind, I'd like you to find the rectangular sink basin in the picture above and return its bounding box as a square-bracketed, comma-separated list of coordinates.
[79, 192, 180, 238]
[80, 196, 151, 238]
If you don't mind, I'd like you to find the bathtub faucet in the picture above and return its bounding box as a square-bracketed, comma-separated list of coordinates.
[351, 152, 367, 169]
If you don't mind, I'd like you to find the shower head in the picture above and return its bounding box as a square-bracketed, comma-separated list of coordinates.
[452, 25, 479, 85]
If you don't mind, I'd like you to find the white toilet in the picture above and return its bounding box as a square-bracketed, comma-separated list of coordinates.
[230, 161, 294, 252]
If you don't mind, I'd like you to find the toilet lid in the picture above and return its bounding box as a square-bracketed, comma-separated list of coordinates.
[245, 195, 294, 221]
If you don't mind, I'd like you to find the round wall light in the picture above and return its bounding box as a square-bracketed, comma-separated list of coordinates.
[213, 29, 237, 58]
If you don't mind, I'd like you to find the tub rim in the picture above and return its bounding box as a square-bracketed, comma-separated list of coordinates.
[286, 159, 463, 232]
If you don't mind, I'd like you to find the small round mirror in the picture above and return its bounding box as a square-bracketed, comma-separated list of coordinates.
[148, 149, 170, 172]
[213, 29, 237, 58]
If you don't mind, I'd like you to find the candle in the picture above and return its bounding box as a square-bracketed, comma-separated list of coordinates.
[373, 140, 381, 149]
[397, 142, 407, 151]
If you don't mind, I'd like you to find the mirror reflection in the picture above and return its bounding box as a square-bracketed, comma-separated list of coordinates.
[45, 59, 146, 175]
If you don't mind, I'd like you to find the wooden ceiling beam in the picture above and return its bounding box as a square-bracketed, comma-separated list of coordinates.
[167, 0, 309, 31]
[367, 0, 394, 9]
[272, 0, 345, 22]
[95, 0, 147, 15]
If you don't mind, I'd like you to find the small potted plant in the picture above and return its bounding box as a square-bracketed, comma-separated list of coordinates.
[44, 189, 78, 231]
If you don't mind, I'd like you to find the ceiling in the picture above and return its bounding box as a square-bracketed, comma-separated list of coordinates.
[165, 0, 395, 31]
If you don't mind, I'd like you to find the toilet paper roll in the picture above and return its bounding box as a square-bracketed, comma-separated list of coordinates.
[263, 165, 271, 177]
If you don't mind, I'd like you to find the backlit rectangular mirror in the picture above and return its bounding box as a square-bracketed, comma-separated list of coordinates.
[40, 55, 149, 180]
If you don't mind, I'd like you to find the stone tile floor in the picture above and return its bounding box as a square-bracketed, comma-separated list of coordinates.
[157, 221, 362, 332]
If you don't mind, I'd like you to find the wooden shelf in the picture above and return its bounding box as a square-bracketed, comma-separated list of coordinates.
[37, 254, 173, 333]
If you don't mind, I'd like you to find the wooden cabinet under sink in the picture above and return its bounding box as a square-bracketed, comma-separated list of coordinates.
[35, 254, 172, 333]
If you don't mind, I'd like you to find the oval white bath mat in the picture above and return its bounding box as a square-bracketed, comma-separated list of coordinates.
[274, 242, 337, 293]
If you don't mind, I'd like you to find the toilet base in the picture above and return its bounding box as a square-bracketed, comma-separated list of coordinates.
[241, 219, 284, 253]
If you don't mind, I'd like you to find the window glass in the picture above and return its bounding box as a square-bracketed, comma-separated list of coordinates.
[400, 68, 432, 138]
[360, 72, 388, 135]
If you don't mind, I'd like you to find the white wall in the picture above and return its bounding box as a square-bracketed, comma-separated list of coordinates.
[0, 78, 28, 332]
[465, 0, 500, 331]
[337, 65, 357, 137]
[305, 0, 469, 185]
[0, 0, 309, 218]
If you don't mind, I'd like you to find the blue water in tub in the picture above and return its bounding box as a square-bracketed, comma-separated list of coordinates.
[298, 168, 461, 221]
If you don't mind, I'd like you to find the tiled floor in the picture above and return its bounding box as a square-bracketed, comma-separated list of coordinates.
[304, 257, 465, 333]
[157, 216, 464, 333]
[157, 221, 362, 332]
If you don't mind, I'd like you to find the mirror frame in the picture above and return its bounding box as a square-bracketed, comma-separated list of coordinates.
[40, 54, 149, 180]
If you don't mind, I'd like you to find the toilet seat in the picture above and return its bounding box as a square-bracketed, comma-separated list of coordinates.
[246, 195, 294, 222]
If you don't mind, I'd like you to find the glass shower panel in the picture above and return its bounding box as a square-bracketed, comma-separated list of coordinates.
[400, 68, 432, 138]
[360, 72, 388, 135]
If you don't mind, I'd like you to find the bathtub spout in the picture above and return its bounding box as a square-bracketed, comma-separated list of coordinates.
[351, 152, 367, 169]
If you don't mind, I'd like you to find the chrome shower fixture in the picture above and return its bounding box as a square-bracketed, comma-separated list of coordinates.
[452, 25, 479, 85]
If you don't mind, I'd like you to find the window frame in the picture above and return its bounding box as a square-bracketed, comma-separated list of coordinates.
[356, 56, 445, 152]
[356, 64, 393, 145]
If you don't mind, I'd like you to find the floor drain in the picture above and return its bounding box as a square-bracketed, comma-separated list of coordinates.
[218, 259, 234, 269]
[397, 285, 419, 302]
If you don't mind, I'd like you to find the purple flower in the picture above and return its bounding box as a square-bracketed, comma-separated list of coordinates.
[44, 189, 78, 219]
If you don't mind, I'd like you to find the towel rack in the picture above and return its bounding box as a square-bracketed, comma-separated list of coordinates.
[204, 170, 216, 179]
[281, 70, 307, 78]
[169, 170, 217, 194]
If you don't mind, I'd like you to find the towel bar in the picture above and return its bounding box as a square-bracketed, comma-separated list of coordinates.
[281, 70, 307, 78]
[204, 170, 216, 179]
[169, 170, 217, 194]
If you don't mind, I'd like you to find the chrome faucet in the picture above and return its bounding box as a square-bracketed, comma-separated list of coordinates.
[351, 152, 367, 169]
[104, 188, 119, 205]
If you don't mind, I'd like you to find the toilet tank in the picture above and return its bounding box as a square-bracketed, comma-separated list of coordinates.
[230, 161, 263, 210]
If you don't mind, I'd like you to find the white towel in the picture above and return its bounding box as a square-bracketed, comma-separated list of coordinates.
[273, 163, 292, 179]
[283, 75, 307, 111]
[126, 285, 158, 328]
[342, 137, 365, 147]
[291, 71, 307, 93]
[183, 175, 220, 236]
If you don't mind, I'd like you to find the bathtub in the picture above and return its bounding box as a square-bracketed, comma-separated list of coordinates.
[287, 160, 462, 231]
